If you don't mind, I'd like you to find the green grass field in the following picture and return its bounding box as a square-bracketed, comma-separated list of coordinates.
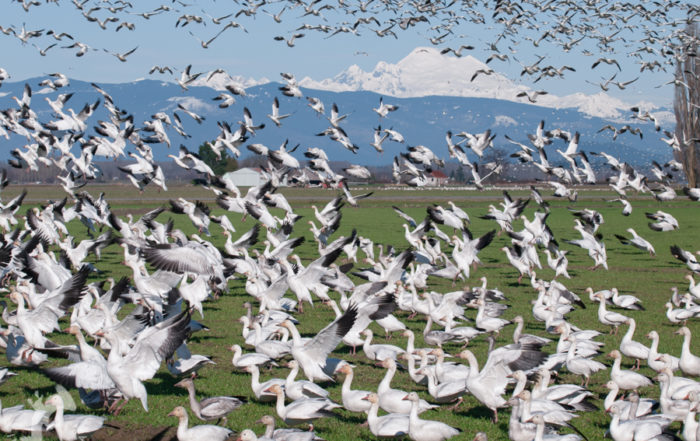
[1, 184, 698, 441]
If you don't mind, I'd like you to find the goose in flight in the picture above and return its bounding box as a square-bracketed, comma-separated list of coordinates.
[279, 305, 358, 382]
[614, 228, 655, 256]
[268, 97, 292, 127]
[97, 309, 191, 414]
[177, 64, 203, 90]
[373, 97, 399, 118]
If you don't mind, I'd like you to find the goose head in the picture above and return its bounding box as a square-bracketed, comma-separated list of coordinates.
[361, 393, 379, 403]
[255, 415, 275, 426]
[167, 406, 187, 419]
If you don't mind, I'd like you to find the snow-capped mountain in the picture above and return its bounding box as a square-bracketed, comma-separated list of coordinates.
[298, 47, 673, 124]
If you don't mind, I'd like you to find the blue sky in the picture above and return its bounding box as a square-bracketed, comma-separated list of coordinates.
[0, 1, 684, 108]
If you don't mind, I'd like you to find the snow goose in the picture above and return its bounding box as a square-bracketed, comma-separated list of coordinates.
[458, 343, 546, 422]
[682, 396, 698, 441]
[512, 315, 551, 346]
[230, 344, 275, 369]
[610, 288, 644, 311]
[674, 327, 700, 376]
[256, 414, 325, 441]
[252, 322, 290, 360]
[563, 337, 606, 387]
[361, 328, 405, 361]
[0, 399, 48, 434]
[429, 348, 470, 383]
[336, 364, 371, 413]
[399, 351, 428, 385]
[264, 384, 339, 427]
[475, 298, 510, 335]
[421, 315, 458, 348]
[526, 414, 581, 441]
[98, 309, 191, 413]
[514, 390, 578, 427]
[168, 406, 233, 441]
[501, 245, 533, 284]
[362, 393, 409, 437]
[279, 304, 357, 382]
[603, 381, 656, 420]
[665, 301, 700, 324]
[174, 376, 244, 424]
[421, 367, 467, 409]
[645, 330, 680, 372]
[608, 350, 652, 392]
[377, 357, 436, 414]
[403, 392, 460, 441]
[45, 394, 104, 441]
[531, 368, 594, 411]
[614, 228, 655, 256]
[606, 404, 672, 441]
[284, 360, 330, 400]
[243, 365, 284, 402]
[619, 318, 649, 370]
[593, 292, 629, 334]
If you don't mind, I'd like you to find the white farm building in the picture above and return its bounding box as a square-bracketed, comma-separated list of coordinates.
[222, 168, 266, 187]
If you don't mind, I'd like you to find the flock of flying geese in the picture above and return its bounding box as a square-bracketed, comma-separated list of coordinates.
[0, 1, 700, 441]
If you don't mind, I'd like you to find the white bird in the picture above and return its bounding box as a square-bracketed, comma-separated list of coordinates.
[619, 319, 649, 370]
[264, 384, 339, 426]
[268, 97, 292, 127]
[279, 305, 357, 382]
[615, 228, 655, 256]
[403, 392, 460, 441]
[593, 292, 629, 334]
[362, 393, 409, 438]
[373, 97, 399, 118]
[168, 406, 233, 441]
[608, 350, 652, 391]
[45, 394, 104, 441]
[674, 327, 700, 376]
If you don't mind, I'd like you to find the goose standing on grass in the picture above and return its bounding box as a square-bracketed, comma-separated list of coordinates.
[168, 406, 233, 441]
[564, 337, 607, 387]
[674, 327, 700, 376]
[610, 288, 644, 311]
[362, 393, 409, 437]
[45, 394, 104, 441]
[362, 328, 405, 361]
[608, 350, 652, 392]
[377, 357, 436, 414]
[336, 364, 372, 413]
[665, 301, 700, 324]
[606, 404, 672, 441]
[264, 384, 339, 427]
[284, 360, 330, 400]
[174, 376, 244, 424]
[256, 414, 325, 441]
[594, 293, 629, 334]
[603, 381, 657, 420]
[619, 319, 649, 370]
[244, 365, 284, 402]
[645, 330, 680, 372]
[458, 344, 546, 423]
[403, 392, 460, 441]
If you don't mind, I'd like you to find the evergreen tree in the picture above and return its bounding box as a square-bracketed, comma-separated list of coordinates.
[198, 142, 237, 175]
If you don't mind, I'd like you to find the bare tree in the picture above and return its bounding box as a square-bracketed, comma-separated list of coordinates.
[674, 22, 700, 187]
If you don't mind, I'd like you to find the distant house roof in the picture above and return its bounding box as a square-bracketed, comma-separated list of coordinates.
[429, 170, 448, 179]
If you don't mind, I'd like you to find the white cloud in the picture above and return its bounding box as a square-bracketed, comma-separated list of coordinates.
[166, 96, 216, 113]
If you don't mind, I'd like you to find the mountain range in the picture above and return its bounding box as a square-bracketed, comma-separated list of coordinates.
[0, 47, 676, 169]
